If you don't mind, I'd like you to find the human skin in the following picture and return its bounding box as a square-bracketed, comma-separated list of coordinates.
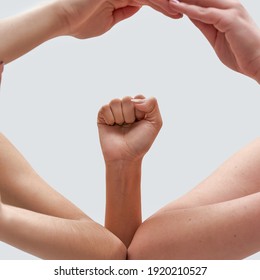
[0, 0, 137, 63]
[97, 95, 162, 247]
[157, 0, 260, 83]
[128, 139, 260, 259]
[0, 133, 126, 259]
[0, 0, 182, 64]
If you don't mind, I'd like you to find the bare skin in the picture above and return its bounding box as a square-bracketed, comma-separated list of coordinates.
[0, 133, 126, 259]
[98, 93, 260, 259]
[163, 0, 260, 83]
[97, 95, 260, 259]
[98, 96, 162, 247]
[0, 0, 182, 64]
[128, 138, 260, 259]
[0, 0, 139, 63]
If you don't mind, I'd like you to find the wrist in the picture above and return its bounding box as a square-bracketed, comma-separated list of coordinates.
[105, 159, 142, 170]
[50, 0, 73, 37]
[54, 0, 92, 37]
[43, 0, 74, 38]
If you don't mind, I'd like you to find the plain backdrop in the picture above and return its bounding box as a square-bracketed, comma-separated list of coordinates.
[0, 0, 259, 260]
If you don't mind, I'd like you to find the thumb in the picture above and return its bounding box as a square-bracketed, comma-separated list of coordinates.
[131, 97, 162, 127]
[113, 6, 141, 25]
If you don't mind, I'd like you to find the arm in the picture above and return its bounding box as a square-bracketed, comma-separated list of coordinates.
[0, 133, 88, 220]
[128, 192, 260, 259]
[128, 138, 260, 259]
[0, 0, 142, 63]
[0, 201, 126, 259]
[167, 0, 260, 83]
[0, 134, 126, 259]
[97, 96, 162, 247]
[105, 161, 142, 248]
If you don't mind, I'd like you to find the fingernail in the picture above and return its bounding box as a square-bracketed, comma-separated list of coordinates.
[131, 98, 146, 104]
[170, 0, 180, 3]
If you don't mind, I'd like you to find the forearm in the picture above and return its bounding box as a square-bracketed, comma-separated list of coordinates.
[0, 133, 87, 220]
[0, 1, 66, 63]
[105, 160, 142, 248]
[0, 203, 126, 259]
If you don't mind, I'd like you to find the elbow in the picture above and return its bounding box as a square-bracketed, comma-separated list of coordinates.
[109, 237, 127, 260]
[127, 222, 156, 260]
[92, 224, 127, 260]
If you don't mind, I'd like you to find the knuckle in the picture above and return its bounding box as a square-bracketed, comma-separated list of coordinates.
[109, 98, 121, 107]
[122, 96, 132, 101]
[99, 104, 108, 114]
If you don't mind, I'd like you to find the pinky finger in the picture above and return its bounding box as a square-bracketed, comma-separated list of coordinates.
[97, 105, 115, 126]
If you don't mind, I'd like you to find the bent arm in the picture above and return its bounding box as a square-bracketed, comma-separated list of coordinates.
[128, 192, 260, 259]
[0, 203, 126, 259]
[128, 138, 260, 259]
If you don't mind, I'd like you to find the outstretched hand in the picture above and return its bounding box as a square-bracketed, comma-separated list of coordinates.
[167, 0, 260, 82]
[97, 95, 162, 163]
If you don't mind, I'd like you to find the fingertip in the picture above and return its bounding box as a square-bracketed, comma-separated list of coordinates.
[134, 94, 146, 100]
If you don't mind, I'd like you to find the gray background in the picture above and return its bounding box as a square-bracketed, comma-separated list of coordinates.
[0, 0, 259, 259]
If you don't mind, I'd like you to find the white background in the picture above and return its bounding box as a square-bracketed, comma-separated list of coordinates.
[0, 0, 259, 259]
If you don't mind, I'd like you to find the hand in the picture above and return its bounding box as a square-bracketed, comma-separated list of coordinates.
[97, 95, 162, 163]
[59, 0, 184, 39]
[58, 0, 143, 39]
[168, 0, 260, 82]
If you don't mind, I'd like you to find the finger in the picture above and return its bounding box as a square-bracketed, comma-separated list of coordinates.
[133, 94, 146, 121]
[169, 1, 225, 29]
[173, 0, 230, 9]
[113, 6, 141, 25]
[109, 99, 125, 125]
[131, 97, 163, 128]
[97, 104, 115, 126]
[122, 96, 136, 124]
[144, 0, 183, 17]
